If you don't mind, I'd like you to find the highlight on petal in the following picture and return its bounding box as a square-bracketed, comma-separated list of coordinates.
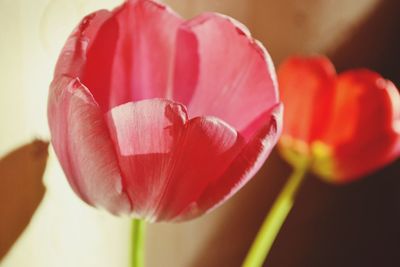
[105, 99, 188, 220]
[173, 13, 279, 139]
[48, 76, 131, 214]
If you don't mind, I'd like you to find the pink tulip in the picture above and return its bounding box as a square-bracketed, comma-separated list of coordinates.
[48, 0, 282, 221]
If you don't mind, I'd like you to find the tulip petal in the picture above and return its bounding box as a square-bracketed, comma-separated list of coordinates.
[278, 56, 336, 143]
[175, 103, 283, 220]
[106, 99, 251, 221]
[53, 10, 113, 78]
[155, 116, 246, 221]
[322, 70, 400, 181]
[80, 0, 183, 111]
[173, 13, 279, 138]
[48, 76, 131, 214]
[106, 99, 188, 220]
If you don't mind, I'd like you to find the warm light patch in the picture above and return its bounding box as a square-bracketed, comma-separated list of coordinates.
[310, 141, 337, 183]
[278, 135, 311, 168]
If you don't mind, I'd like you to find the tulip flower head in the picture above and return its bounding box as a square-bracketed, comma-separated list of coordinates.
[48, 0, 282, 221]
[278, 56, 400, 183]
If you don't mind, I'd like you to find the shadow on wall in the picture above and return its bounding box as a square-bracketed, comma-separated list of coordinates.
[0, 140, 49, 261]
[330, 0, 400, 85]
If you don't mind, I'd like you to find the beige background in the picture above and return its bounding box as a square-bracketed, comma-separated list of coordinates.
[0, 0, 390, 266]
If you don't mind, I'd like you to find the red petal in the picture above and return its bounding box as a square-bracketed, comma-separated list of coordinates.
[48, 76, 131, 214]
[173, 13, 279, 139]
[323, 70, 400, 181]
[278, 56, 336, 143]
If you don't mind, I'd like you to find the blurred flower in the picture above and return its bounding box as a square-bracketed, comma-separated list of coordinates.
[47, 0, 282, 221]
[278, 56, 400, 183]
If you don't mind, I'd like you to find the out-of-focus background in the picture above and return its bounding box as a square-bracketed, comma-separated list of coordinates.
[0, 0, 399, 266]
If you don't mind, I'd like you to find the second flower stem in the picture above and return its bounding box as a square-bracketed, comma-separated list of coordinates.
[131, 218, 146, 267]
[242, 163, 309, 267]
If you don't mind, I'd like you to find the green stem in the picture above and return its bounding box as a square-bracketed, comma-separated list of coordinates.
[131, 219, 146, 267]
[242, 163, 309, 267]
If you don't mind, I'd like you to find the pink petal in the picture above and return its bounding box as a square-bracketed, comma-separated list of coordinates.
[53, 10, 113, 78]
[48, 76, 131, 214]
[106, 99, 247, 221]
[80, 0, 183, 111]
[173, 13, 279, 139]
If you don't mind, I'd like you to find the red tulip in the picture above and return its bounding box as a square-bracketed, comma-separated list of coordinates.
[278, 56, 400, 183]
[47, 0, 282, 221]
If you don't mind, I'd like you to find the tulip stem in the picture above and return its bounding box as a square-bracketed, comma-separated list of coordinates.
[131, 219, 146, 267]
[242, 163, 309, 267]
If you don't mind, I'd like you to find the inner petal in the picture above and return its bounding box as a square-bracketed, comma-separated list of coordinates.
[80, 0, 183, 112]
[172, 13, 279, 138]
